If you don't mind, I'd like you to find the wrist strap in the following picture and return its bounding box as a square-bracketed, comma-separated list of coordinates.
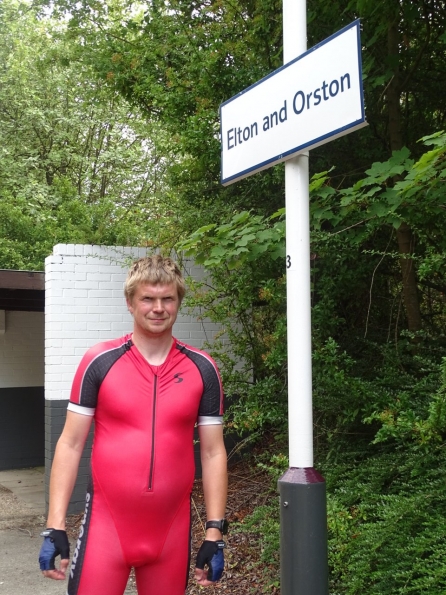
[205, 519, 229, 534]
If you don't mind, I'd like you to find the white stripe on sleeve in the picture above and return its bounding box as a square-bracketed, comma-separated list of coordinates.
[67, 402, 95, 417]
[197, 415, 223, 426]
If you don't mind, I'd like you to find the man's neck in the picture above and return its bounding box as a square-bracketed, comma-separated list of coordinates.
[131, 330, 174, 366]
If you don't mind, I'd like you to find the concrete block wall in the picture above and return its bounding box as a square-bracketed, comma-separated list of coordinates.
[0, 311, 45, 469]
[45, 244, 224, 513]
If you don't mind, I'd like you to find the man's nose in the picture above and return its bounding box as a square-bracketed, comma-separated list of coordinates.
[152, 299, 164, 311]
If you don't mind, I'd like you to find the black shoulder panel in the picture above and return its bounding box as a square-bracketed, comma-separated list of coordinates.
[78, 341, 131, 408]
[177, 344, 224, 417]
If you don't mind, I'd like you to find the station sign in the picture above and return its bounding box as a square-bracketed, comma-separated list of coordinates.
[220, 20, 367, 186]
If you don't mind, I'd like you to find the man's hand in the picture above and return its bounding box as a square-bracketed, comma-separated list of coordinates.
[39, 528, 70, 580]
[195, 540, 225, 585]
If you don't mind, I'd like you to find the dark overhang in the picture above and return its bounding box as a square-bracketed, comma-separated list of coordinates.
[0, 270, 45, 312]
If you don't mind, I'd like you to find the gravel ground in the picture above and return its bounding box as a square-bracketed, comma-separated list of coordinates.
[185, 462, 280, 595]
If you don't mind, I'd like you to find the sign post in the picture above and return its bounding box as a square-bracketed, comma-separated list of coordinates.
[277, 2, 328, 594]
[220, 5, 366, 593]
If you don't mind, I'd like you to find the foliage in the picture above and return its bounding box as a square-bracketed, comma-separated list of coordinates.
[179, 132, 446, 434]
[311, 131, 446, 238]
[241, 502, 281, 565]
[34, 0, 288, 215]
[306, 0, 446, 178]
[325, 443, 446, 595]
[179, 209, 285, 269]
[235, 353, 446, 595]
[364, 354, 446, 448]
[41, 0, 446, 210]
[179, 209, 288, 433]
[310, 132, 446, 342]
[0, 0, 179, 269]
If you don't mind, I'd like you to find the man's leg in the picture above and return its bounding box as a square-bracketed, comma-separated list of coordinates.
[68, 487, 131, 595]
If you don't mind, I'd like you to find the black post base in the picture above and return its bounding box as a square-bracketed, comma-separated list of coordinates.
[278, 467, 329, 595]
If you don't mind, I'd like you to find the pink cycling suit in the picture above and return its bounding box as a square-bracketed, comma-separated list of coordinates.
[66, 335, 224, 595]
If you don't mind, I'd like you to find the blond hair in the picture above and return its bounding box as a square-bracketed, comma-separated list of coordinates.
[124, 255, 186, 303]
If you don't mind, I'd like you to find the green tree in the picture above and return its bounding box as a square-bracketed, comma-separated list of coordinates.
[310, 131, 446, 344]
[0, 0, 175, 268]
[37, 0, 286, 216]
[308, 0, 446, 333]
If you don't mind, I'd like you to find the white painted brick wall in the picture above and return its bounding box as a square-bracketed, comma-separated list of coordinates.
[0, 311, 44, 388]
[45, 244, 225, 401]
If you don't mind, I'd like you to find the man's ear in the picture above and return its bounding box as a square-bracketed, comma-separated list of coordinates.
[126, 299, 133, 314]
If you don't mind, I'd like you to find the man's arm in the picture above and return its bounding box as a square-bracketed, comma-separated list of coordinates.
[42, 410, 93, 580]
[195, 423, 228, 586]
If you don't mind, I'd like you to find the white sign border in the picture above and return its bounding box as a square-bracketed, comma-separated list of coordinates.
[220, 19, 366, 186]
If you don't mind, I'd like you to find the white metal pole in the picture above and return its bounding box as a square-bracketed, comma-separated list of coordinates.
[283, 0, 313, 468]
[285, 155, 312, 468]
[283, 0, 307, 62]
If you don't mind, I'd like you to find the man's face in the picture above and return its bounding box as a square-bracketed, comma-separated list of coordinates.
[127, 282, 181, 338]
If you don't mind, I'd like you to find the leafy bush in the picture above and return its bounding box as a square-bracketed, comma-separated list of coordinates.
[325, 444, 446, 595]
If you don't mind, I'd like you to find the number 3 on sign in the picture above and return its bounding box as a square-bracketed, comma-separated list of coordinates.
[286, 255, 291, 269]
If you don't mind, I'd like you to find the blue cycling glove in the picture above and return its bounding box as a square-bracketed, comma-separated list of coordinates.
[195, 539, 225, 582]
[39, 528, 70, 571]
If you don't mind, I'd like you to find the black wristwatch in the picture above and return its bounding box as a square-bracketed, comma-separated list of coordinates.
[205, 519, 229, 535]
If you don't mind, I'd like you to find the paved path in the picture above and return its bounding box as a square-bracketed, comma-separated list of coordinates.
[0, 468, 46, 516]
[1, 526, 74, 595]
[0, 475, 70, 595]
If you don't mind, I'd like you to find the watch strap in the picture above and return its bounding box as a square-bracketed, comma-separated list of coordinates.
[205, 519, 229, 535]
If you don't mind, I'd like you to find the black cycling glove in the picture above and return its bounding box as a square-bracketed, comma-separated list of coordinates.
[195, 539, 225, 582]
[39, 528, 70, 571]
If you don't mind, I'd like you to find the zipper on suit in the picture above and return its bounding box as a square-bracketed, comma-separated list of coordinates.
[148, 375, 157, 490]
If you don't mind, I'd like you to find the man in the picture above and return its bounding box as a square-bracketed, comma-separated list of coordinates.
[39, 255, 228, 595]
